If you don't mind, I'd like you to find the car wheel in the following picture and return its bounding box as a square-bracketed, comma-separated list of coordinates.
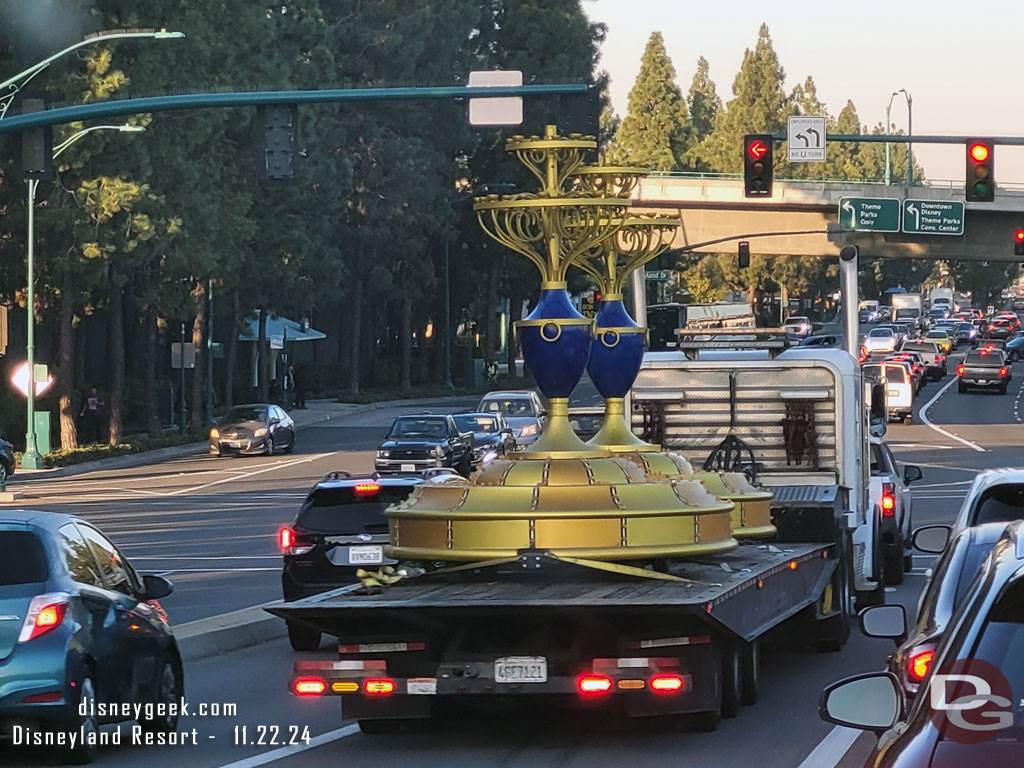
[0, 462, 7, 485]
[283, 434, 295, 453]
[138, 660, 182, 733]
[958, 382, 967, 394]
[720, 641, 742, 719]
[999, 383, 1008, 395]
[64, 674, 98, 764]
[884, 537, 906, 586]
[739, 639, 760, 706]
[458, 452, 472, 477]
[266, 436, 275, 456]
[287, 621, 322, 651]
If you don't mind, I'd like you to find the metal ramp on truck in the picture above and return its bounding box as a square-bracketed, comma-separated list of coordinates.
[267, 542, 835, 644]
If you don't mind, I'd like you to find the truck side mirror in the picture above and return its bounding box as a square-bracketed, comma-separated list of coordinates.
[903, 465, 922, 485]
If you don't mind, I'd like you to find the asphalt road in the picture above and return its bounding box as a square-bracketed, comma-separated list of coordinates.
[5, 359, 1022, 768]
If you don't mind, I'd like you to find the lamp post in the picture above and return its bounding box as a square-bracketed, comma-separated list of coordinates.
[443, 241, 453, 391]
[898, 89, 913, 187]
[0, 29, 184, 120]
[884, 92, 898, 186]
[21, 124, 144, 469]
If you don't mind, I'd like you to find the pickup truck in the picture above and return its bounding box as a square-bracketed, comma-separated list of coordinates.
[957, 349, 1011, 394]
[898, 339, 946, 381]
[374, 414, 473, 476]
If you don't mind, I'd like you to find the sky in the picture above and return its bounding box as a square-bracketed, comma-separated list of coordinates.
[585, 0, 1024, 184]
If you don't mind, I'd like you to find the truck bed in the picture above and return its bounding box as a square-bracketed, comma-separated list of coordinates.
[268, 542, 835, 643]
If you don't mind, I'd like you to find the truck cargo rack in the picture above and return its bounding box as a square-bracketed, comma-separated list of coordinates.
[674, 328, 796, 359]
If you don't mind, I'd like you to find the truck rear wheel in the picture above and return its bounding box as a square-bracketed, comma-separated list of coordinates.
[720, 642, 742, 719]
[739, 639, 760, 706]
[815, 539, 852, 653]
[287, 622, 322, 651]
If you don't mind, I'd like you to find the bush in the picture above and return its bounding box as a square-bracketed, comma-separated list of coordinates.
[19, 430, 202, 469]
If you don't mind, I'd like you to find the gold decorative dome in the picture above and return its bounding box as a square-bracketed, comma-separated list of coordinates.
[622, 452, 777, 540]
[385, 456, 737, 563]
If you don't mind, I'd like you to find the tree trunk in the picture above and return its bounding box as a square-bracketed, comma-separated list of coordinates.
[507, 286, 524, 378]
[483, 255, 501, 364]
[190, 283, 206, 432]
[144, 306, 161, 437]
[73, 315, 86, 393]
[257, 306, 269, 402]
[400, 292, 412, 393]
[107, 274, 125, 445]
[347, 278, 362, 395]
[56, 268, 78, 452]
[417, 311, 430, 384]
[225, 288, 239, 409]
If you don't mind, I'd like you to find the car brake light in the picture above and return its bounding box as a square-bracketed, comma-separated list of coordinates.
[279, 527, 295, 550]
[22, 691, 63, 703]
[881, 482, 896, 517]
[577, 674, 613, 695]
[1000, 367, 1008, 377]
[907, 649, 935, 682]
[957, 365, 965, 376]
[649, 674, 685, 694]
[354, 483, 381, 495]
[364, 678, 395, 695]
[294, 677, 327, 695]
[18, 593, 69, 643]
[278, 527, 314, 555]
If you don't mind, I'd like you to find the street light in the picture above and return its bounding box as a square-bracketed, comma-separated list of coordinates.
[21, 123, 145, 469]
[0, 29, 184, 120]
[884, 90, 914, 187]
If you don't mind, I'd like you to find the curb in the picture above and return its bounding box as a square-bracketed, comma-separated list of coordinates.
[176, 604, 287, 662]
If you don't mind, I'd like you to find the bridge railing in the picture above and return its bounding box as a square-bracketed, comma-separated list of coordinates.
[643, 170, 1024, 192]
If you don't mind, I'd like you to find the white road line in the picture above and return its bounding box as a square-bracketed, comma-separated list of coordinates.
[912, 480, 975, 488]
[796, 725, 863, 768]
[1015, 378, 1024, 423]
[215, 724, 360, 768]
[888, 443, 954, 450]
[918, 377, 986, 453]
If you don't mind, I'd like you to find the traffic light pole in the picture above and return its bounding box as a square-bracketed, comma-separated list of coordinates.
[22, 179, 41, 469]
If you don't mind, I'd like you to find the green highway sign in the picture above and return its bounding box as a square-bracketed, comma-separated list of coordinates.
[901, 199, 965, 236]
[838, 197, 901, 232]
[645, 269, 671, 281]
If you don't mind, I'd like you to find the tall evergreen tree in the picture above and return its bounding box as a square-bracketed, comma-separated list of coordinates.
[608, 31, 692, 171]
[687, 56, 720, 143]
[699, 23, 788, 173]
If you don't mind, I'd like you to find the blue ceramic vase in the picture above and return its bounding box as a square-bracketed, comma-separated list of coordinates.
[518, 289, 592, 399]
[587, 298, 646, 399]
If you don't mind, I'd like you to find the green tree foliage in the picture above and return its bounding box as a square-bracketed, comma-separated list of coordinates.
[685, 56, 720, 170]
[608, 32, 692, 171]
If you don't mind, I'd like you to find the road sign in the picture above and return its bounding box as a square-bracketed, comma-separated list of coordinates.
[901, 199, 965, 236]
[171, 342, 196, 369]
[645, 269, 670, 281]
[468, 70, 524, 127]
[838, 197, 901, 232]
[270, 334, 284, 350]
[787, 116, 826, 162]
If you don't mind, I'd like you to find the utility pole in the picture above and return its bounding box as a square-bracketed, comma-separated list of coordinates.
[179, 322, 187, 434]
[206, 279, 214, 424]
[443, 241, 454, 391]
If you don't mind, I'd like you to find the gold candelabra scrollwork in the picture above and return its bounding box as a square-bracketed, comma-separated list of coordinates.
[574, 214, 680, 298]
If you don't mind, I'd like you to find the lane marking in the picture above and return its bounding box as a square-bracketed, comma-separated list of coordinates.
[796, 725, 863, 768]
[132, 555, 279, 560]
[918, 377, 986, 453]
[1015, 377, 1024, 423]
[888, 443, 954, 450]
[912, 480, 974, 488]
[215, 724, 360, 768]
[911, 462, 981, 473]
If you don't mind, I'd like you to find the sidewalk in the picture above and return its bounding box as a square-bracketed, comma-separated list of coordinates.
[12, 394, 474, 483]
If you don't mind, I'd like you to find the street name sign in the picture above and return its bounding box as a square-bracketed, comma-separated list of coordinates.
[838, 197, 901, 232]
[901, 199, 965, 236]
[645, 269, 671, 282]
[787, 116, 826, 162]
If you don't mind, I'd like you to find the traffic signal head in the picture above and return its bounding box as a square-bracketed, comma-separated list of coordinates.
[966, 140, 995, 202]
[738, 241, 750, 269]
[1015, 229, 1024, 257]
[743, 134, 773, 198]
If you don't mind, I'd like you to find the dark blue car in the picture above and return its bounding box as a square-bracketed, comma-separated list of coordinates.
[0, 511, 181, 763]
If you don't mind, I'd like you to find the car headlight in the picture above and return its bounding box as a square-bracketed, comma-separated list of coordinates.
[377, 450, 390, 458]
[210, 428, 220, 439]
[433, 445, 444, 457]
[254, 427, 268, 438]
[520, 424, 538, 437]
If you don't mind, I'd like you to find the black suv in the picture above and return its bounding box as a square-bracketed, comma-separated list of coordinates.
[280, 472, 422, 650]
[374, 414, 473, 476]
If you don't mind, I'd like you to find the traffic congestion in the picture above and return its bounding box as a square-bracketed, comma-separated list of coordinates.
[3, 3, 1024, 768]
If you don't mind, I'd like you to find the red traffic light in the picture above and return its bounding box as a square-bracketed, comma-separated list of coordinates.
[970, 143, 990, 163]
[1016, 230, 1024, 242]
[747, 140, 768, 160]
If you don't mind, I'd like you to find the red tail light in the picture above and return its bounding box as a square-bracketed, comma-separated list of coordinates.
[957, 365, 965, 376]
[907, 649, 935, 682]
[22, 692, 62, 704]
[294, 677, 327, 696]
[881, 482, 896, 517]
[278, 526, 313, 555]
[18, 594, 68, 643]
[577, 674, 613, 696]
[279, 527, 295, 550]
[1000, 367, 1008, 377]
[649, 674, 686, 694]
[364, 678, 395, 695]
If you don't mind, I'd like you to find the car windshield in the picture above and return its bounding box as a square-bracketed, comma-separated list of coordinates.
[224, 406, 267, 423]
[389, 418, 448, 438]
[869, 329, 893, 338]
[971, 484, 1024, 526]
[297, 485, 418, 533]
[453, 415, 497, 433]
[483, 398, 535, 417]
[0, 531, 48, 586]
[957, 323, 973, 330]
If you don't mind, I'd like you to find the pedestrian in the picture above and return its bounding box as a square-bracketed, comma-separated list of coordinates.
[282, 364, 295, 410]
[80, 387, 105, 443]
[293, 364, 306, 409]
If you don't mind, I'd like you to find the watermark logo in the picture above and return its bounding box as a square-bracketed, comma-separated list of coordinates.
[928, 658, 1014, 744]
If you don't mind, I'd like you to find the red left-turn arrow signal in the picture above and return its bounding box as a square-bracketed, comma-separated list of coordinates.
[748, 140, 768, 159]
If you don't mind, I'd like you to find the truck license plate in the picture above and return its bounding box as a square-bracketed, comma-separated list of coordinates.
[494, 656, 547, 683]
[347, 546, 384, 565]
[401, 463, 416, 472]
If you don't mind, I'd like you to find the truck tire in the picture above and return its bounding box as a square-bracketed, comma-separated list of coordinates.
[358, 719, 407, 734]
[720, 642, 742, 719]
[739, 639, 760, 706]
[884, 537, 906, 586]
[287, 622, 321, 651]
[815, 535, 852, 653]
[958, 382, 967, 393]
[999, 383, 1008, 395]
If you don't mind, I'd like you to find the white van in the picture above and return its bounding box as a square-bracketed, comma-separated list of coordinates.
[862, 362, 914, 423]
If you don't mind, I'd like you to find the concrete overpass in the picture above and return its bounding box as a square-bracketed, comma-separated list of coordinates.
[633, 175, 1024, 262]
